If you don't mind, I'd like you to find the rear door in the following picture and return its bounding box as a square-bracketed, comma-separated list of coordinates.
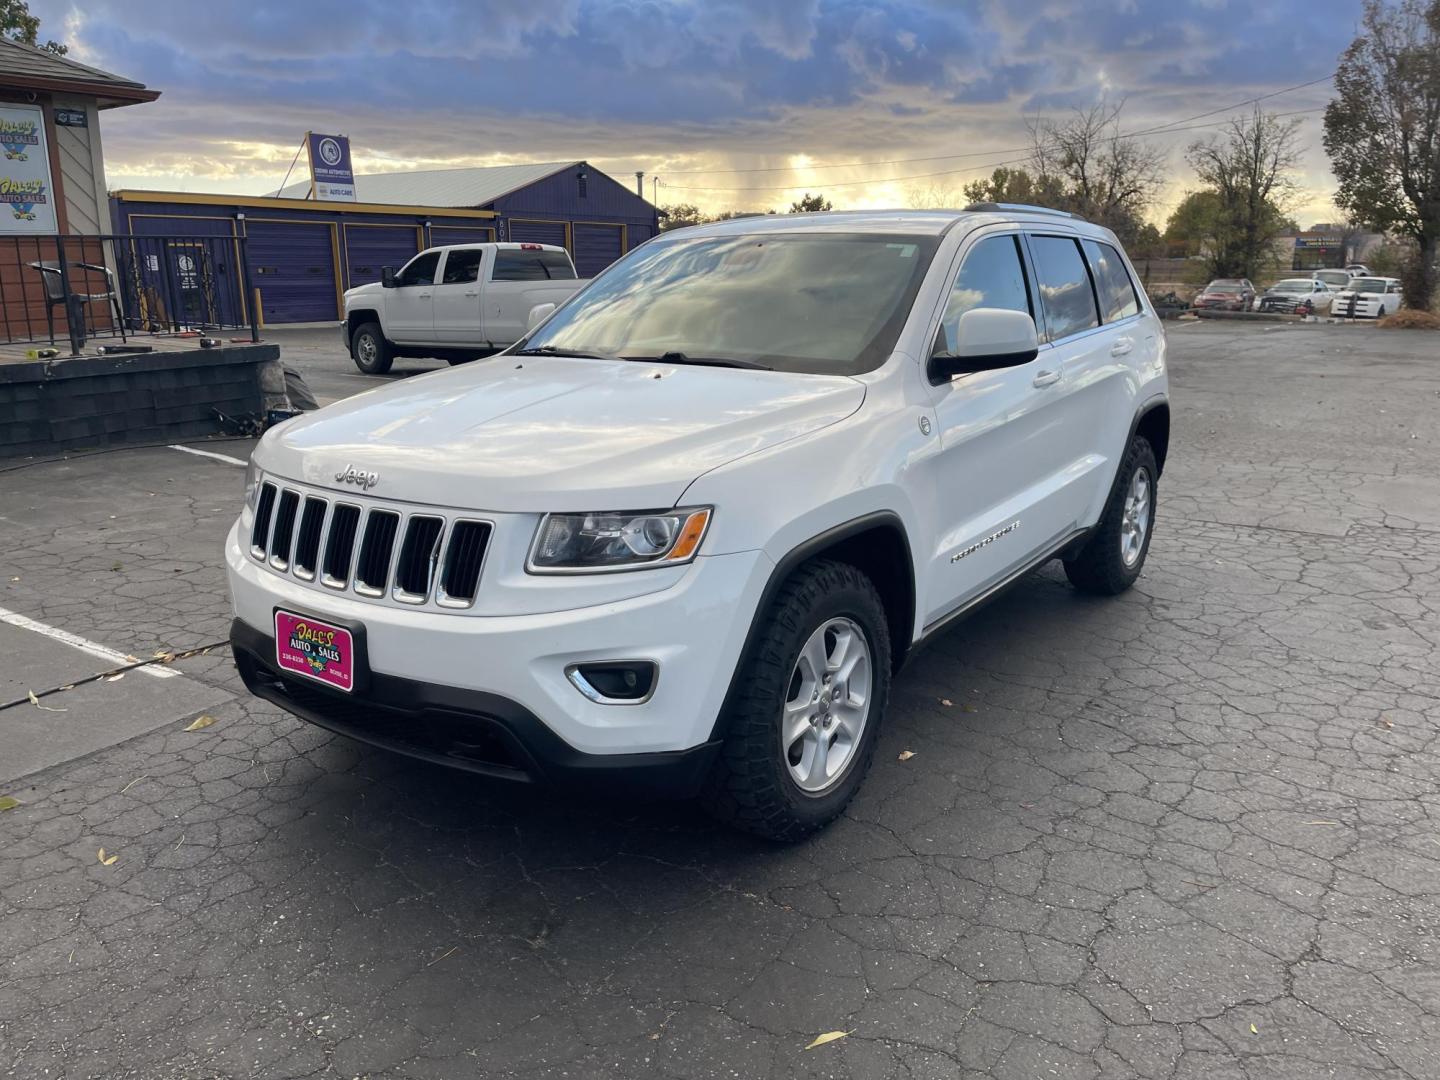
[431, 248, 486, 344]
[385, 250, 440, 342]
[487, 248, 577, 344]
[1018, 233, 1120, 538]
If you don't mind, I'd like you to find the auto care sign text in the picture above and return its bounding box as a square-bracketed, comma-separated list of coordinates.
[0, 105, 57, 234]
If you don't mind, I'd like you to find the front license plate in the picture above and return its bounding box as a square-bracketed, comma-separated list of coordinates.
[275, 610, 355, 692]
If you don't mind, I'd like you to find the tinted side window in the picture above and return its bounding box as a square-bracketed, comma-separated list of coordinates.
[396, 251, 440, 287]
[441, 249, 484, 284]
[492, 250, 577, 281]
[1082, 240, 1140, 322]
[1028, 236, 1099, 341]
[935, 234, 1031, 354]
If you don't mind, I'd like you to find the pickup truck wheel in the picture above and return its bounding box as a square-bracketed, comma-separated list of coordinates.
[1064, 434, 1158, 595]
[351, 322, 394, 375]
[701, 558, 891, 842]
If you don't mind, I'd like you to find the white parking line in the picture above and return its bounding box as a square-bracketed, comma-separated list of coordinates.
[0, 606, 179, 679]
[168, 444, 248, 467]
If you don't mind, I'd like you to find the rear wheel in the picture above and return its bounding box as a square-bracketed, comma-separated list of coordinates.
[1064, 435, 1158, 595]
[351, 322, 394, 375]
[701, 559, 891, 842]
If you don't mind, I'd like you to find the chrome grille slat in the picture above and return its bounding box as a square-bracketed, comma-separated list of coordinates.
[354, 509, 401, 597]
[268, 490, 300, 570]
[321, 503, 361, 588]
[393, 516, 444, 603]
[292, 497, 328, 580]
[250, 483, 277, 557]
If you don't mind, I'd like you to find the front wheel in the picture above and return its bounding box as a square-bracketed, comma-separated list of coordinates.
[351, 322, 394, 375]
[1064, 435, 1158, 595]
[701, 559, 891, 842]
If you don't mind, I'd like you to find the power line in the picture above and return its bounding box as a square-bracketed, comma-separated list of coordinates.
[657, 73, 1335, 183]
[659, 108, 1325, 194]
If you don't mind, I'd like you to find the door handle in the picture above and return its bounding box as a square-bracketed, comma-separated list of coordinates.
[1032, 369, 1061, 388]
[1110, 338, 1133, 357]
[417, 293, 431, 299]
[464, 291, 479, 298]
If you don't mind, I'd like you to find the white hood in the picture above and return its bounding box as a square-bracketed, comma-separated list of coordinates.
[257, 355, 866, 511]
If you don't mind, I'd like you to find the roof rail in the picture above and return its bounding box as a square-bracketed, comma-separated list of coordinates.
[963, 202, 1084, 221]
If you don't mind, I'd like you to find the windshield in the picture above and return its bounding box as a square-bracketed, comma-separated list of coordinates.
[1208, 280, 1244, 289]
[519, 232, 940, 376]
[1350, 277, 1387, 293]
[1273, 280, 1312, 291]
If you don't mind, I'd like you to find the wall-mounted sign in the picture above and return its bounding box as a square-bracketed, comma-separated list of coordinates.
[0, 104, 57, 234]
[1294, 235, 1342, 250]
[307, 132, 356, 202]
[54, 108, 87, 128]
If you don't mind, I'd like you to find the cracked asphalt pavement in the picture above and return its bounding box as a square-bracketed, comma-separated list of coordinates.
[2, 321, 1439, 1079]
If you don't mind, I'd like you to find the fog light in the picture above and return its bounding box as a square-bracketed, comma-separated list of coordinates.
[566, 661, 657, 704]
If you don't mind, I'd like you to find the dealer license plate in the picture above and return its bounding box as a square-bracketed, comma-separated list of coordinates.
[274, 610, 355, 692]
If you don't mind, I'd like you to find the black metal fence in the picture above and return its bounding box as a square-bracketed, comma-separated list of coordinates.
[1, 233, 260, 355]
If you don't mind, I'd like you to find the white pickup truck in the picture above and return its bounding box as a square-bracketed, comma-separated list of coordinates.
[341, 243, 588, 373]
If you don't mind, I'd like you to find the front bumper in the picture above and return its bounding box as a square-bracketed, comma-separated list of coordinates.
[226, 519, 771, 759]
[231, 620, 720, 796]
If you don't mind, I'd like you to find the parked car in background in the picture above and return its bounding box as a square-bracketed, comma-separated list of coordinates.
[1313, 268, 1361, 291]
[341, 243, 589, 373]
[1343, 263, 1372, 274]
[1331, 276, 1404, 319]
[228, 205, 1170, 841]
[1256, 278, 1335, 314]
[1192, 278, 1255, 311]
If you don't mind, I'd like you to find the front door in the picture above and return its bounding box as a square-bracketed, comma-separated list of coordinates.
[431, 248, 485, 344]
[919, 230, 1090, 626]
[386, 250, 440, 342]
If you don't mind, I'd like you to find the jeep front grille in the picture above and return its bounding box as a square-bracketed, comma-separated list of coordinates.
[249, 482, 492, 609]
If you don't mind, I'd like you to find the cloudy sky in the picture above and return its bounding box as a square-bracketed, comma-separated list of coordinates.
[36, 0, 1364, 226]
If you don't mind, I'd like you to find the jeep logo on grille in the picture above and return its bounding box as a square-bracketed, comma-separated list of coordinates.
[335, 464, 379, 490]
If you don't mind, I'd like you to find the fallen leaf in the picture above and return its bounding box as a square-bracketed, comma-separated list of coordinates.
[110, 562, 122, 571]
[897, 750, 916, 762]
[102, 673, 124, 683]
[939, 698, 953, 707]
[97, 848, 119, 866]
[1378, 717, 1394, 729]
[961, 703, 978, 713]
[183, 714, 217, 732]
[805, 1031, 851, 1050]
[0, 795, 19, 811]
[1249, 1023, 1259, 1035]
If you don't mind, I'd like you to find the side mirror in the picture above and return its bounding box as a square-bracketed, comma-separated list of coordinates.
[527, 302, 556, 330]
[380, 266, 397, 289]
[928, 308, 1039, 385]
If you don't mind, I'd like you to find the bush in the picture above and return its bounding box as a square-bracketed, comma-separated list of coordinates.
[1377, 309, 1440, 330]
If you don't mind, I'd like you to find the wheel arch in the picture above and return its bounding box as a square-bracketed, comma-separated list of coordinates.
[709, 512, 916, 742]
[1132, 396, 1170, 476]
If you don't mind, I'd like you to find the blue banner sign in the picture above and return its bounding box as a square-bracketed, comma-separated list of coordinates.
[307, 132, 356, 202]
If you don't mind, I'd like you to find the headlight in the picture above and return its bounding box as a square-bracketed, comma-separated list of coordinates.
[528, 507, 712, 573]
[244, 459, 261, 509]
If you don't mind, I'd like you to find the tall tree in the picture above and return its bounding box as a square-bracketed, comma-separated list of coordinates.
[658, 203, 711, 232]
[1163, 191, 1223, 255]
[1028, 101, 1165, 243]
[1, 0, 66, 54]
[788, 193, 832, 213]
[1186, 108, 1305, 279]
[960, 166, 1065, 208]
[1324, 0, 1440, 310]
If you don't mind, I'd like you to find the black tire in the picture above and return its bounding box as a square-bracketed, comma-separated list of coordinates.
[1064, 435, 1158, 595]
[351, 322, 394, 375]
[701, 558, 891, 842]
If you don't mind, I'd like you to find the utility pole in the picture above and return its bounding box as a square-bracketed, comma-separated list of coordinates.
[652, 176, 659, 205]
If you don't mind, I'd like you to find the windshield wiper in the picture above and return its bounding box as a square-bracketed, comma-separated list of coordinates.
[645, 351, 772, 371]
[514, 345, 632, 364]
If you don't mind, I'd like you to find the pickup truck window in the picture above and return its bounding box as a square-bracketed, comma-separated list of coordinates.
[519, 232, 939, 376]
[396, 251, 440, 287]
[441, 250, 484, 284]
[936, 235, 1032, 354]
[493, 251, 577, 282]
[1028, 235, 1100, 342]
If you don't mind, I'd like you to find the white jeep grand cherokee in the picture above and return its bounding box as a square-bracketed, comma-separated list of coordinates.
[227, 205, 1169, 841]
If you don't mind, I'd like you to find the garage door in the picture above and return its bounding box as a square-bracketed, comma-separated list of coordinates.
[573, 222, 624, 278]
[246, 221, 337, 323]
[430, 225, 496, 247]
[344, 225, 419, 289]
[508, 219, 567, 248]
